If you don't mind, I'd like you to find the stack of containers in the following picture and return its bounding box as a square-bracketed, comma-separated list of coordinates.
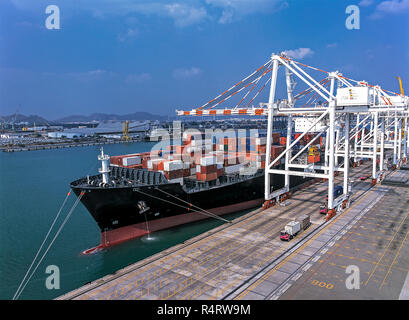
[140, 152, 151, 169]
[196, 156, 221, 182]
[110, 154, 142, 168]
[163, 160, 184, 184]
[270, 145, 285, 167]
[245, 132, 282, 169]
[147, 158, 164, 171]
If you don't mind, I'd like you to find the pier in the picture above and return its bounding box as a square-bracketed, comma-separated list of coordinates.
[57, 159, 409, 300]
[1, 139, 143, 152]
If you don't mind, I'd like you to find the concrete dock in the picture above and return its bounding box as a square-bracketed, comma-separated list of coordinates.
[58, 161, 409, 300]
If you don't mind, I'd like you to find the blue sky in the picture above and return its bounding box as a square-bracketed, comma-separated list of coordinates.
[0, 0, 408, 119]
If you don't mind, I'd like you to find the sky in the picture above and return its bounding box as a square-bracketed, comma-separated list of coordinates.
[0, 0, 408, 119]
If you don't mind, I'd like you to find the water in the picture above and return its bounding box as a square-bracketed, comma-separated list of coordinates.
[0, 142, 252, 300]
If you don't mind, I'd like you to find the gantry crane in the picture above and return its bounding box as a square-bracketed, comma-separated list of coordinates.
[176, 53, 408, 221]
[122, 120, 132, 142]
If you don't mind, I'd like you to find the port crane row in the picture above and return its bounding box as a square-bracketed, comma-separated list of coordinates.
[176, 53, 409, 221]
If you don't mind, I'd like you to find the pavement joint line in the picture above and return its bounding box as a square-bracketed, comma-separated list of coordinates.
[274, 195, 386, 295]
[379, 217, 409, 289]
[60, 162, 393, 301]
[262, 183, 388, 301]
[364, 208, 409, 287]
[234, 189, 376, 300]
[60, 204, 270, 299]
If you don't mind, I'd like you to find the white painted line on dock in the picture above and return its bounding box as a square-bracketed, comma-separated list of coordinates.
[399, 272, 409, 300]
[312, 255, 321, 263]
[280, 283, 292, 294]
[292, 273, 302, 281]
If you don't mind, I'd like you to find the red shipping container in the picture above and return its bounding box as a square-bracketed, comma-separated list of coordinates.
[127, 164, 143, 169]
[164, 169, 184, 180]
[199, 164, 217, 174]
[255, 145, 267, 153]
[271, 145, 284, 158]
[196, 172, 218, 181]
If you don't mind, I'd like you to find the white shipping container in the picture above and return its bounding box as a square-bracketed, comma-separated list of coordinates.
[185, 146, 202, 154]
[164, 160, 183, 171]
[224, 164, 243, 174]
[122, 156, 141, 166]
[200, 156, 216, 166]
[147, 159, 163, 169]
[284, 221, 301, 236]
[191, 139, 212, 146]
[255, 137, 266, 145]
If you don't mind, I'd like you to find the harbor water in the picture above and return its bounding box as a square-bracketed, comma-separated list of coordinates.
[0, 142, 252, 300]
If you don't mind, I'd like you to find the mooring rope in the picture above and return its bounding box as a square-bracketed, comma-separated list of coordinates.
[13, 191, 84, 300]
[134, 188, 231, 223]
[155, 187, 232, 223]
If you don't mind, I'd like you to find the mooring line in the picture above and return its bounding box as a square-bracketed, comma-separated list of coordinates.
[13, 191, 84, 300]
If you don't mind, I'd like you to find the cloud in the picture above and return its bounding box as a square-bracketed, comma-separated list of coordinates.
[359, 0, 374, 6]
[283, 48, 314, 60]
[326, 43, 338, 48]
[370, 0, 409, 19]
[125, 73, 152, 83]
[64, 69, 116, 81]
[89, 1, 209, 27]
[205, 0, 288, 23]
[118, 28, 139, 42]
[173, 67, 202, 79]
[11, 0, 288, 26]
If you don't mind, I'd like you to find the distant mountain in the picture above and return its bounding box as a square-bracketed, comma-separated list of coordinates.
[55, 112, 170, 123]
[0, 114, 50, 125]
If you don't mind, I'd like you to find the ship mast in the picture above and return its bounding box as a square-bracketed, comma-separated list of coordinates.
[98, 147, 111, 185]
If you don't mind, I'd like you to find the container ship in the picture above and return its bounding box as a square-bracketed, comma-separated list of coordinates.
[70, 131, 324, 252]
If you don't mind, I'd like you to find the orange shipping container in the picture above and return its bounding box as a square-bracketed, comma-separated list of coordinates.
[196, 172, 218, 182]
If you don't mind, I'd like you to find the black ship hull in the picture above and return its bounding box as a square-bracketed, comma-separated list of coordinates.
[71, 168, 309, 249]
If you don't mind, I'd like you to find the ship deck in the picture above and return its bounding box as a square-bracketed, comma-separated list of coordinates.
[57, 160, 409, 300]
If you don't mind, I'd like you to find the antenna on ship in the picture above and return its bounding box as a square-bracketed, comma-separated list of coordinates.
[98, 147, 111, 185]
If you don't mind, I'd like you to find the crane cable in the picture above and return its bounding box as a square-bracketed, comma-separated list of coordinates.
[198, 60, 271, 110]
[234, 61, 273, 108]
[13, 191, 85, 300]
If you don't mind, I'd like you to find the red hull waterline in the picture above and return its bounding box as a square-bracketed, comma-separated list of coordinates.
[82, 198, 264, 254]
